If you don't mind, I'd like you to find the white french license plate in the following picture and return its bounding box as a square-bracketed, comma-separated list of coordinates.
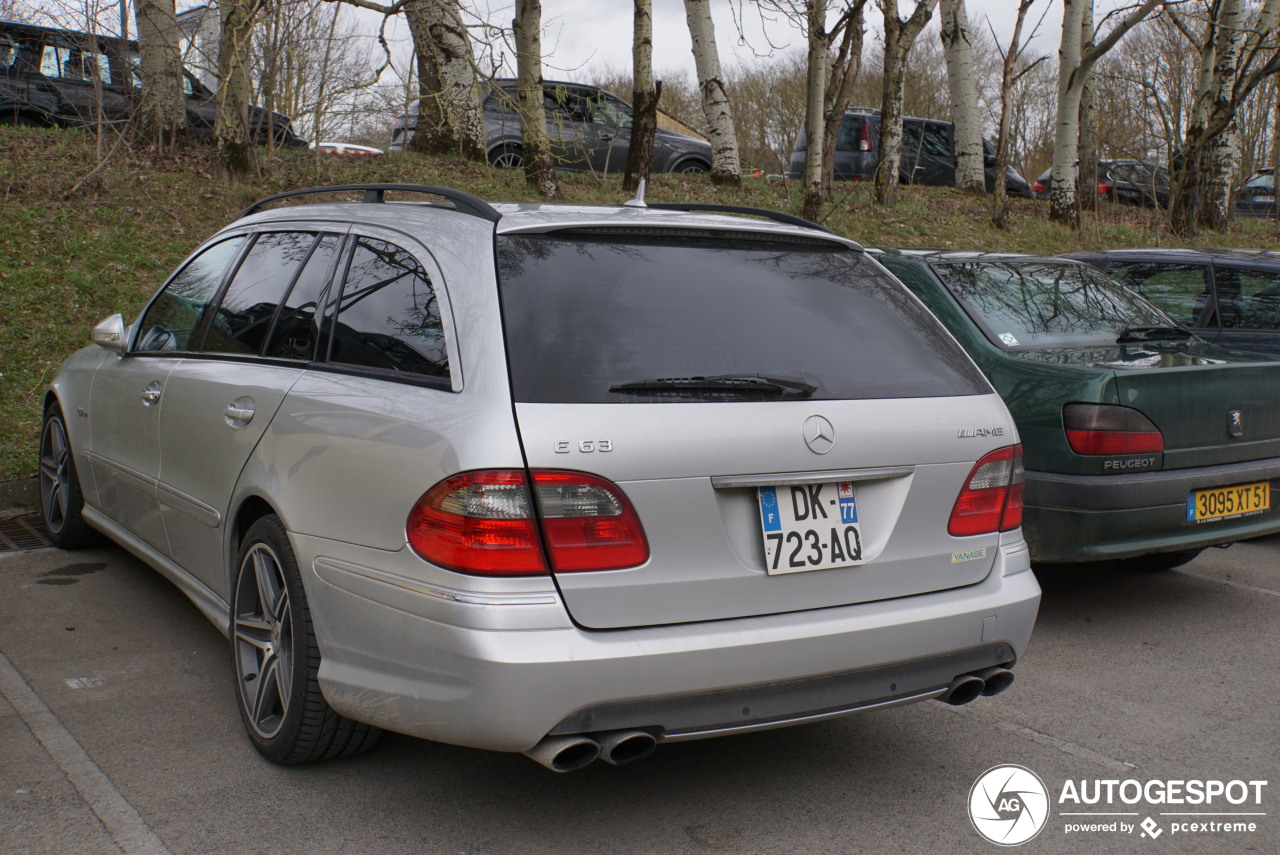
[758, 481, 864, 574]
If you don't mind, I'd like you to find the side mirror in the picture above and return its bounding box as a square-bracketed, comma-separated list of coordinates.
[92, 313, 127, 353]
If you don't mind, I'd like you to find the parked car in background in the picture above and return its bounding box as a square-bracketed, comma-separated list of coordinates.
[785, 110, 1033, 197]
[875, 249, 1280, 569]
[313, 142, 382, 155]
[40, 184, 1038, 772]
[390, 79, 713, 174]
[1031, 160, 1170, 207]
[1234, 167, 1275, 218]
[0, 20, 305, 146]
[1066, 248, 1280, 356]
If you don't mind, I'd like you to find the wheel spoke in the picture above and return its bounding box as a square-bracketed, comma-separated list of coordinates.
[233, 618, 272, 650]
[253, 550, 283, 616]
[250, 653, 282, 728]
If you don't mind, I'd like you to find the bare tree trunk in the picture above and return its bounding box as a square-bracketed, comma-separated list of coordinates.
[801, 0, 829, 222]
[1273, 76, 1280, 224]
[991, 0, 1040, 230]
[683, 0, 741, 186]
[404, 0, 485, 160]
[874, 0, 938, 206]
[513, 0, 560, 199]
[216, 0, 266, 178]
[820, 2, 866, 202]
[1076, 3, 1097, 212]
[134, 0, 188, 151]
[1168, 0, 1280, 234]
[1049, 0, 1161, 227]
[624, 0, 658, 193]
[939, 0, 983, 193]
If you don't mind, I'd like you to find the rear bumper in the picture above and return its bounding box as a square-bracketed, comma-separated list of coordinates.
[1023, 458, 1280, 562]
[296, 533, 1040, 753]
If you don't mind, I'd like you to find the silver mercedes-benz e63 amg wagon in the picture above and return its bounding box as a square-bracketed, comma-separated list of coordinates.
[40, 185, 1040, 771]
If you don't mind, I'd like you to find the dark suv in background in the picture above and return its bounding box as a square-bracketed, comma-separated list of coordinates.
[390, 79, 713, 174]
[0, 20, 305, 146]
[1235, 167, 1275, 218]
[1032, 160, 1170, 207]
[785, 110, 1033, 196]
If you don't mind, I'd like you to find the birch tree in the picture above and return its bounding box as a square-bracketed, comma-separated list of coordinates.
[403, 0, 484, 160]
[991, 0, 1048, 228]
[513, 0, 560, 198]
[1170, 0, 1280, 234]
[684, 0, 741, 185]
[1048, 0, 1162, 228]
[819, 2, 868, 204]
[134, 0, 188, 150]
[939, 0, 983, 193]
[874, 0, 938, 206]
[801, 0, 828, 221]
[216, 0, 266, 177]
[624, 0, 658, 192]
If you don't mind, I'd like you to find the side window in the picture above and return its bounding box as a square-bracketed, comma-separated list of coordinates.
[38, 44, 64, 77]
[1106, 262, 1213, 328]
[136, 237, 246, 352]
[41, 43, 111, 84]
[263, 234, 342, 359]
[920, 124, 951, 157]
[328, 237, 449, 380]
[202, 232, 318, 356]
[1216, 266, 1280, 330]
[835, 117, 869, 152]
[590, 92, 632, 129]
[0, 33, 18, 70]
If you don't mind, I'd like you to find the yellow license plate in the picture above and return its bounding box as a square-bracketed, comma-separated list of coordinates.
[1187, 482, 1271, 523]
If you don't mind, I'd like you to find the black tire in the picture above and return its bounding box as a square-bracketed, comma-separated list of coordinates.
[488, 145, 524, 169]
[1120, 549, 1203, 572]
[0, 112, 42, 128]
[38, 404, 101, 550]
[231, 515, 381, 764]
[674, 159, 709, 174]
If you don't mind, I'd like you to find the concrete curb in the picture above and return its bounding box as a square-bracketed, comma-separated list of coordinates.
[0, 477, 39, 511]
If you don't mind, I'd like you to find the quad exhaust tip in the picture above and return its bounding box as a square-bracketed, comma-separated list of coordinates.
[524, 730, 658, 772]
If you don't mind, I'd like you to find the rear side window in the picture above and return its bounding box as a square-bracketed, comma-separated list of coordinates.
[496, 232, 989, 403]
[327, 237, 449, 381]
[203, 232, 318, 355]
[263, 234, 342, 359]
[1106, 262, 1213, 327]
[136, 236, 246, 352]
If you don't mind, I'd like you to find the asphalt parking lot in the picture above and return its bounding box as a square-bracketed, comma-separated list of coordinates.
[2, 529, 1277, 855]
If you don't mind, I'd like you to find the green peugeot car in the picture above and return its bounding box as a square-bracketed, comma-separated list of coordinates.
[874, 250, 1280, 568]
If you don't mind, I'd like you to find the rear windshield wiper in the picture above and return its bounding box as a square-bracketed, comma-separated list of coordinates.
[1116, 325, 1193, 343]
[608, 373, 817, 397]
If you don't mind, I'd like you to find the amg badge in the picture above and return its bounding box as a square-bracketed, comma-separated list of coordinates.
[957, 427, 1005, 438]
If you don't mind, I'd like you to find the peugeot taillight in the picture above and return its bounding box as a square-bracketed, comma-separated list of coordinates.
[1063, 403, 1163, 455]
[407, 470, 649, 576]
[858, 120, 872, 152]
[948, 445, 1024, 537]
[1097, 181, 1112, 196]
[1032, 181, 1047, 194]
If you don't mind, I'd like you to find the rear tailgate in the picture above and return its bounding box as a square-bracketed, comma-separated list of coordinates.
[517, 397, 1015, 629]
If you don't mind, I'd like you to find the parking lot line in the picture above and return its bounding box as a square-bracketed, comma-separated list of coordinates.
[0, 650, 173, 855]
[1176, 567, 1280, 599]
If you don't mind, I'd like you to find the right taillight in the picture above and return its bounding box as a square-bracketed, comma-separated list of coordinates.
[858, 120, 872, 152]
[1032, 181, 1047, 194]
[406, 469, 649, 576]
[1063, 403, 1163, 455]
[949, 444, 1024, 537]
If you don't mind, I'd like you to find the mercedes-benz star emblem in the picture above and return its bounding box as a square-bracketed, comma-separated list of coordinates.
[803, 415, 835, 454]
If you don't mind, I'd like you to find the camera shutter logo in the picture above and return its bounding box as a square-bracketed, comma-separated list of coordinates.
[968, 764, 1050, 846]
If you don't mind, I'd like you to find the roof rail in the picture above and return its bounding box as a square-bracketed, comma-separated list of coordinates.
[236, 184, 501, 223]
[645, 202, 835, 234]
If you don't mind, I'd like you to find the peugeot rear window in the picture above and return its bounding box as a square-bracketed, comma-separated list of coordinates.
[496, 231, 989, 403]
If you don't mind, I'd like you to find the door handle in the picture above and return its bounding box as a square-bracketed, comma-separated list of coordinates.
[224, 397, 255, 426]
[141, 381, 162, 406]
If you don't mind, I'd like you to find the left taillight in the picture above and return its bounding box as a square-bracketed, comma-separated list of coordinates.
[406, 470, 649, 576]
[948, 445, 1025, 537]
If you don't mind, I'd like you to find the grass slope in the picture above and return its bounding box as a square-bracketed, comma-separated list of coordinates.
[2, 127, 1277, 481]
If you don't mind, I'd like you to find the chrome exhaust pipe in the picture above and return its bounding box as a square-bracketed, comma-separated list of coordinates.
[523, 735, 600, 773]
[977, 666, 1015, 697]
[941, 674, 985, 706]
[596, 730, 657, 766]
